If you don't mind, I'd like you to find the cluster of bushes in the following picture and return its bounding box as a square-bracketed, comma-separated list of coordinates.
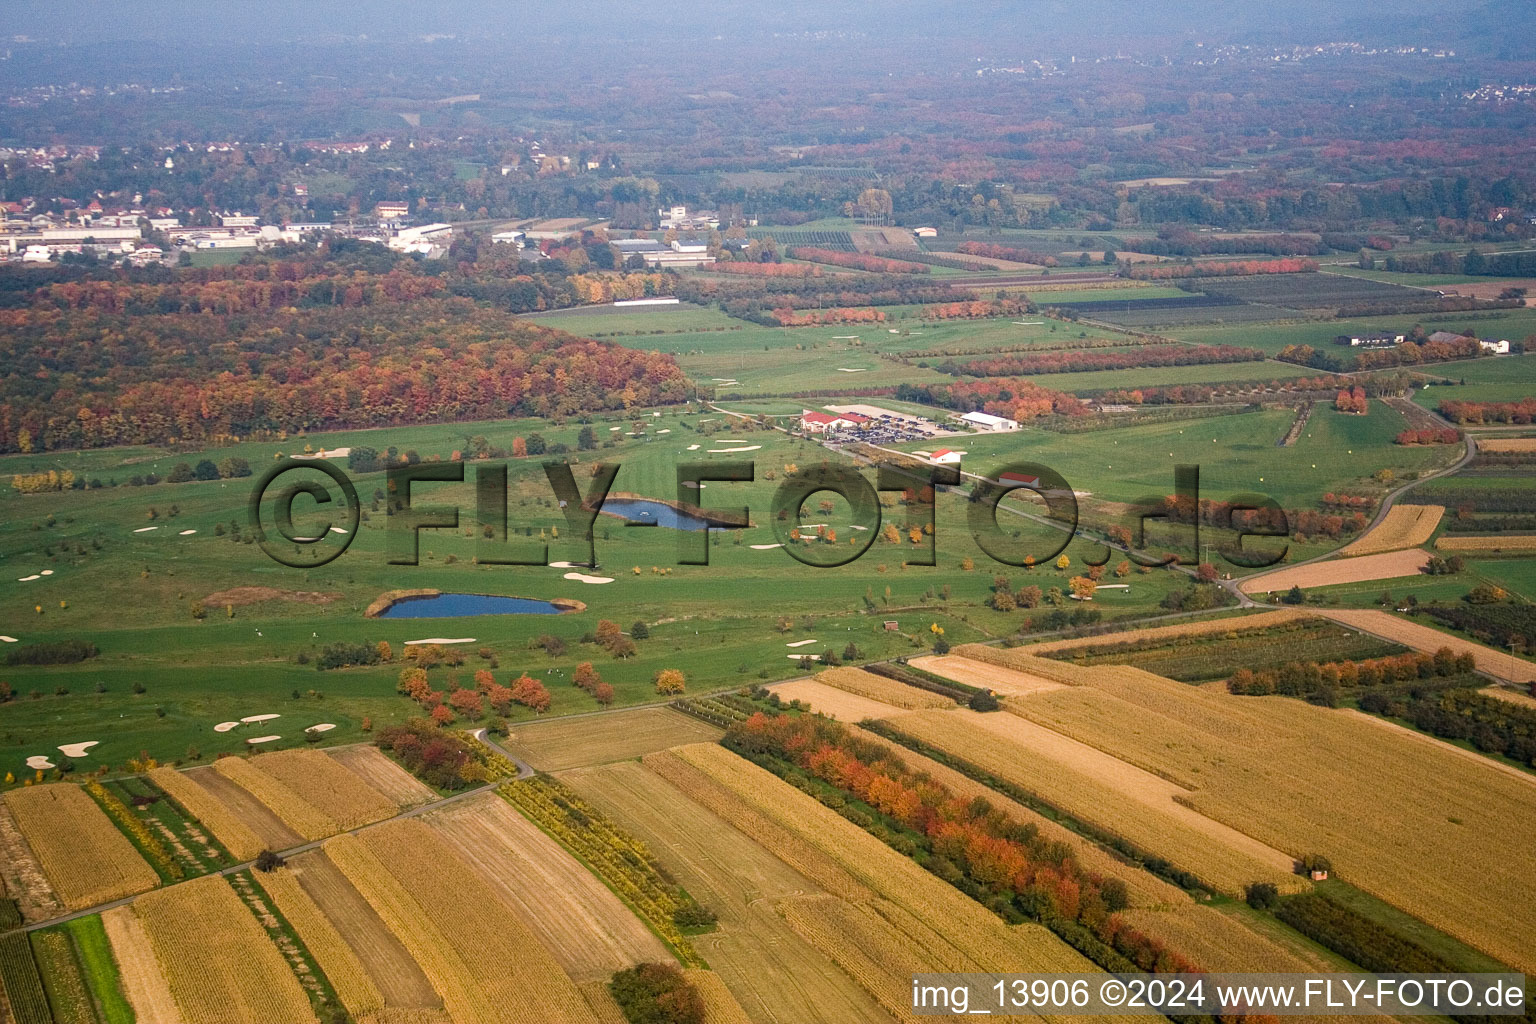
[4, 639, 98, 666]
[1439, 398, 1536, 426]
[374, 719, 508, 789]
[1275, 891, 1451, 973]
[314, 642, 381, 671]
[1361, 688, 1536, 767]
[866, 660, 975, 701]
[1227, 647, 1476, 697]
[608, 963, 705, 1024]
[1422, 602, 1536, 649]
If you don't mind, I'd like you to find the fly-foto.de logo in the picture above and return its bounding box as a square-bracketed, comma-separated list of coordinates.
[247, 458, 1289, 571]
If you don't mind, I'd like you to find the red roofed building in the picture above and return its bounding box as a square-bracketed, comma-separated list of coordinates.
[800, 410, 870, 433]
[929, 448, 964, 465]
[998, 470, 1040, 488]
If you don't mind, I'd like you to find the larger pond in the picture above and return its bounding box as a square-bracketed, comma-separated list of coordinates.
[378, 593, 566, 618]
[600, 497, 730, 532]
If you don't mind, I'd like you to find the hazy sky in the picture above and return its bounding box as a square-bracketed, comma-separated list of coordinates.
[6, 0, 1456, 48]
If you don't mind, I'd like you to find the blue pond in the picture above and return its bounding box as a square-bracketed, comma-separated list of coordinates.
[379, 593, 565, 618]
[601, 497, 724, 532]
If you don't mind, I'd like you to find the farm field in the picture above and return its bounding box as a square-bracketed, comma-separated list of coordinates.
[500, 705, 722, 771]
[180, 765, 303, 852]
[1337, 503, 1444, 556]
[426, 791, 669, 980]
[908, 653, 1066, 695]
[327, 745, 437, 807]
[101, 905, 185, 1024]
[1239, 549, 1433, 595]
[898, 402, 1454, 508]
[133, 874, 318, 1024]
[325, 819, 592, 1024]
[283, 849, 446, 1017]
[768, 677, 917, 719]
[2, 784, 160, 911]
[940, 644, 1536, 971]
[884, 706, 1302, 896]
[1172, 309, 1536, 358]
[1435, 533, 1536, 551]
[802, 666, 956, 709]
[561, 758, 896, 1024]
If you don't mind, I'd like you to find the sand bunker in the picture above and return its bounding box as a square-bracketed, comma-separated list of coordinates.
[750, 543, 782, 550]
[39, 570, 52, 576]
[57, 742, 98, 758]
[658, 428, 671, 433]
[133, 526, 158, 533]
[564, 572, 615, 584]
[836, 368, 868, 373]
[306, 723, 336, 733]
[549, 561, 586, 568]
[241, 714, 280, 724]
[788, 653, 818, 660]
[404, 637, 476, 645]
[179, 529, 197, 535]
[246, 735, 281, 744]
[17, 575, 39, 582]
[709, 445, 761, 453]
[687, 444, 701, 451]
[786, 639, 819, 648]
[213, 722, 240, 733]
[330, 526, 349, 534]
[832, 335, 859, 339]
[0, 636, 17, 643]
[25, 756, 54, 770]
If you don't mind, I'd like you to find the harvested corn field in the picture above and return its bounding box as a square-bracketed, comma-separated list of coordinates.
[211, 755, 337, 841]
[562, 758, 894, 1024]
[1474, 437, 1536, 452]
[1315, 608, 1536, 683]
[0, 801, 63, 921]
[1337, 503, 1443, 556]
[2, 784, 159, 910]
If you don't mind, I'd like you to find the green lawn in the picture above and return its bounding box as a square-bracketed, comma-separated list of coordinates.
[898, 402, 1458, 509]
[1413, 353, 1536, 407]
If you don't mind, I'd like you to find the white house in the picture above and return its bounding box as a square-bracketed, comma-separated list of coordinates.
[375, 201, 410, 220]
[491, 229, 525, 246]
[959, 411, 1019, 432]
[218, 212, 259, 228]
[1480, 338, 1511, 354]
[912, 226, 938, 238]
[928, 448, 964, 465]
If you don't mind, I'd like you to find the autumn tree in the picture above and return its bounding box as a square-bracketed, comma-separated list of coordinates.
[573, 661, 601, 690]
[1069, 576, 1097, 600]
[654, 669, 687, 695]
[510, 674, 551, 713]
[376, 640, 393, 663]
